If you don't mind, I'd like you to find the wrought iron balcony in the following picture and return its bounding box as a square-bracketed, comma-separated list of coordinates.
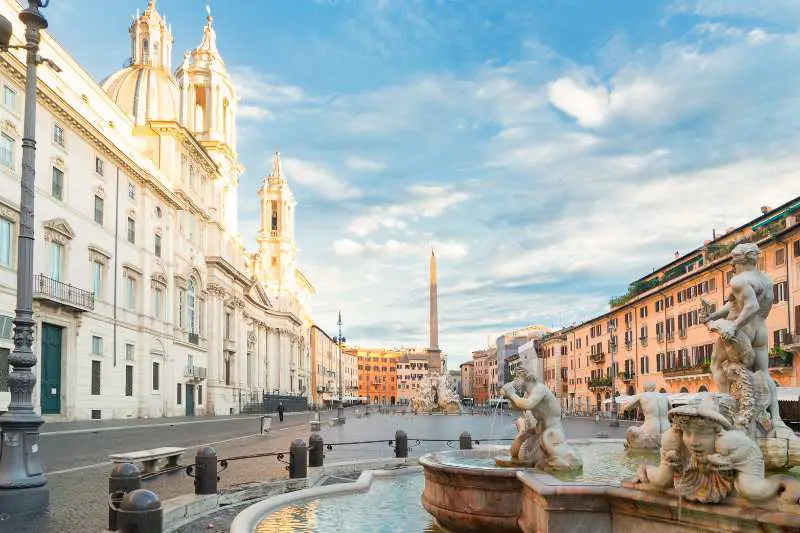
[33, 274, 94, 312]
[781, 334, 800, 354]
[184, 365, 207, 380]
[619, 371, 635, 382]
[625, 341, 633, 351]
[662, 363, 707, 378]
[588, 377, 612, 389]
[590, 352, 605, 363]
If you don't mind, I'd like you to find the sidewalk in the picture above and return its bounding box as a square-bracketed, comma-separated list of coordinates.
[41, 409, 315, 435]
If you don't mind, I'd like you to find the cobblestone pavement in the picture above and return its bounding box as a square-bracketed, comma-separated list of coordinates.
[18, 411, 630, 533]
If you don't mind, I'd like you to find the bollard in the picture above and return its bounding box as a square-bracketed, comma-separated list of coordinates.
[194, 446, 218, 495]
[459, 431, 473, 450]
[117, 488, 163, 533]
[395, 429, 408, 458]
[308, 432, 324, 468]
[108, 462, 142, 532]
[289, 438, 308, 479]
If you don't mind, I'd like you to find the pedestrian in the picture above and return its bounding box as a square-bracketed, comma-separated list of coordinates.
[277, 401, 285, 422]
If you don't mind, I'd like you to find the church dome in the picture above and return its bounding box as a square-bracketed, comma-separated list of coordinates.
[102, 65, 180, 124]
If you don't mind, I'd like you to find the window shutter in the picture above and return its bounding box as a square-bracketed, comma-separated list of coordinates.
[773, 283, 779, 303]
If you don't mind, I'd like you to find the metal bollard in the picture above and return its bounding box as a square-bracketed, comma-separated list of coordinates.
[308, 432, 324, 468]
[395, 429, 408, 458]
[117, 488, 163, 533]
[289, 438, 308, 479]
[194, 446, 218, 495]
[459, 431, 473, 450]
[108, 462, 142, 532]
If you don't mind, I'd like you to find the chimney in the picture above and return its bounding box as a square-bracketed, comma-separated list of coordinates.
[712, 228, 717, 240]
[761, 206, 772, 214]
[674, 251, 680, 259]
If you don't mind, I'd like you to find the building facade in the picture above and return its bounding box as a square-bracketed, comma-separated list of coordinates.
[459, 361, 474, 399]
[471, 347, 495, 405]
[0, 0, 313, 420]
[396, 349, 431, 404]
[351, 347, 399, 404]
[539, 199, 800, 415]
[310, 327, 359, 407]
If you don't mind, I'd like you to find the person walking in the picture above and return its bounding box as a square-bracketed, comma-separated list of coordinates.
[277, 401, 285, 422]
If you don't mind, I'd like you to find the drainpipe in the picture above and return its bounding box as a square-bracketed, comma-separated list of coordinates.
[112, 167, 120, 367]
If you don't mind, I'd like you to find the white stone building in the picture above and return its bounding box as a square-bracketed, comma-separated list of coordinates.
[0, 0, 313, 420]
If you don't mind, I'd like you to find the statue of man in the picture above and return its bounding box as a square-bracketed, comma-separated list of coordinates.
[623, 381, 670, 449]
[499, 368, 581, 470]
[699, 242, 788, 434]
[700, 243, 771, 373]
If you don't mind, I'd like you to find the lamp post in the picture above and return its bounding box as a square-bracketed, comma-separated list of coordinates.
[0, 0, 56, 522]
[332, 311, 346, 424]
[608, 323, 619, 427]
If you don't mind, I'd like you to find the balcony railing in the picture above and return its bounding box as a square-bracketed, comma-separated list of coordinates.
[184, 365, 207, 380]
[588, 377, 612, 389]
[619, 371, 635, 382]
[188, 332, 200, 345]
[625, 342, 632, 351]
[590, 352, 605, 363]
[768, 353, 794, 368]
[662, 363, 708, 378]
[639, 337, 648, 347]
[33, 274, 94, 312]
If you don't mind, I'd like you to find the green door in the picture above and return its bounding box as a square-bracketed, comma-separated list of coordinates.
[185, 383, 194, 416]
[40, 323, 62, 414]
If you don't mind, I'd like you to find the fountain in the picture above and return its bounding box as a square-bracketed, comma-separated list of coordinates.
[410, 372, 461, 414]
[419, 243, 800, 532]
[231, 243, 800, 532]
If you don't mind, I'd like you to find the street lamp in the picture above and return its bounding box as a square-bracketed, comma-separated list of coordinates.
[0, 0, 57, 523]
[332, 311, 346, 424]
[608, 323, 619, 427]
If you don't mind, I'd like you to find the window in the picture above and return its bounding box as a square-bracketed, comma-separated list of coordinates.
[91, 360, 101, 395]
[224, 311, 231, 340]
[774, 281, 788, 303]
[152, 287, 163, 319]
[775, 248, 786, 267]
[95, 157, 104, 176]
[793, 240, 800, 258]
[92, 260, 102, 298]
[639, 306, 648, 319]
[125, 343, 134, 361]
[152, 362, 160, 391]
[50, 242, 63, 281]
[128, 181, 136, 199]
[3, 85, 16, 110]
[124, 276, 136, 310]
[176, 383, 182, 405]
[51, 167, 63, 200]
[187, 278, 197, 333]
[127, 217, 135, 244]
[94, 195, 104, 224]
[0, 133, 12, 168]
[53, 123, 65, 147]
[125, 365, 133, 396]
[154, 234, 161, 258]
[91, 335, 103, 355]
[0, 217, 11, 267]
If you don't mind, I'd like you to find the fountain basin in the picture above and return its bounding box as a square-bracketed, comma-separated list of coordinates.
[419, 442, 800, 533]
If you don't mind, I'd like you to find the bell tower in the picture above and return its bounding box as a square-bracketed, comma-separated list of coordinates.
[255, 152, 297, 289]
[130, 0, 173, 71]
[175, 4, 241, 233]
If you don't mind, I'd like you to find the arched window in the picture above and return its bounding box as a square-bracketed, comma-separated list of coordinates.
[187, 277, 197, 333]
[698, 385, 708, 392]
[659, 388, 667, 393]
[142, 38, 149, 63]
[679, 386, 689, 393]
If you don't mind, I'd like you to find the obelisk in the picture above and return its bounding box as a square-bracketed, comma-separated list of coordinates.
[428, 249, 442, 372]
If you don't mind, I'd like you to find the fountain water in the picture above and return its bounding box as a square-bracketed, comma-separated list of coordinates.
[409, 372, 461, 414]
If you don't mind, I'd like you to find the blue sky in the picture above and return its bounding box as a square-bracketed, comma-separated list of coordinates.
[48, 0, 800, 367]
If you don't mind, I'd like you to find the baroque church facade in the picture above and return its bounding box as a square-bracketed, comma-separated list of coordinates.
[0, 0, 314, 420]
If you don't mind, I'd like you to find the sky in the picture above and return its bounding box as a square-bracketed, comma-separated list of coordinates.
[46, 0, 800, 368]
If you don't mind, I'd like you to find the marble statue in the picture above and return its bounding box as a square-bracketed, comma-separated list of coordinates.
[498, 367, 582, 472]
[409, 373, 460, 414]
[632, 393, 800, 505]
[622, 381, 670, 450]
[699, 243, 798, 460]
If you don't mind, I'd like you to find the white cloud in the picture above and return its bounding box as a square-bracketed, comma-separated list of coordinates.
[347, 184, 470, 236]
[238, 105, 275, 122]
[548, 77, 610, 127]
[230, 66, 307, 104]
[346, 156, 386, 172]
[282, 157, 363, 200]
[332, 238, 468, 260]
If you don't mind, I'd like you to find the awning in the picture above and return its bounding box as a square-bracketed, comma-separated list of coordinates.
[776, 388, 800, 402]
[751, 200, 800, 230]
[603, 395, 634, 405]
